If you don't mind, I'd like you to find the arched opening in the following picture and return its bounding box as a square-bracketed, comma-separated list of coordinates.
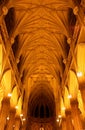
[35, 105, 39, 118]
[26, 83, 56, 130]
[46, 105, 50, 118]
[40, 105, 44, 118]
[28, 85, 55, 118]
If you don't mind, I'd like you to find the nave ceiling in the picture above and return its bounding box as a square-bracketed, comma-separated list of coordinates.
[0, 0, 85, 129]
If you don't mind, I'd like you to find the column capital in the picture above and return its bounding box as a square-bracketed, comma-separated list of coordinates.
[65, 109, 71, 116]
[79, 82, 85, 91]
[70, 99, 78, 105]
[2, 97, 10, 106]
[62, 117, 66, 122]
[73, 6, 79, 15]
[10, 107, 16, 114]
[2, 6, 8, 15]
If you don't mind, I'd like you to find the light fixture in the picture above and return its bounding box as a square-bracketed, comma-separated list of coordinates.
[58, 115, 62, 118]
[77, 72, 83, 77]
[7, 116, 9, 120]
[22, 118, 26, 121]
[8, 93, 12, 97]
[56, 119, 59, 122]
[15, 106, 18, 109]
[62, 107, 66, 110]
[20, 114, 23, 117]
[68, 94, 72, 99]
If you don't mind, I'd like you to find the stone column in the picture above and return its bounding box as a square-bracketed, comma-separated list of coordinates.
[70, 99, 83, 130]
[14, 116, 21, 130]
[79, 82, 85, 110]
[65, 109, 74, 130]
[6, 108, 16, 130]
[61, 117, 66, 130]
[21, 122, 27, 130]
[0, 97, 10, 130]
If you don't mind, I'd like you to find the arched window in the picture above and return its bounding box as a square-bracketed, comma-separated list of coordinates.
[35, 105, 39, 117]
[40, 105, 44, 118]
[46, 105, 49, 118]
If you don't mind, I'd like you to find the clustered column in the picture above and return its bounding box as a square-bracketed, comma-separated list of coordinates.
[65, 109, 74, 130]
[14, 116, 21, 130]
[70, 99, 83, 130]
[61, 117, 66, 130]
[0, 97, 10, 130]
[0, 100, 24, 130]
[79, 81, 85, 110]
[6, 108, 16, 130]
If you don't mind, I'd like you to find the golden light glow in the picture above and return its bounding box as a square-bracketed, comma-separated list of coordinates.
[68, 94, 72, 99]
[22, 118, 26, 121]
[77, 72, 83, 77]
[58, 115, 62, 118]
[56, 119, 59, 122]
[8, 93, 12, 97]
[76, 71, 85, 84]
[0, 1, 85, 129]
[62, 107, 66, 110]
[20, 114, 23, 117]
[7, 116, 10, 120]
[15, 105, 18, 109]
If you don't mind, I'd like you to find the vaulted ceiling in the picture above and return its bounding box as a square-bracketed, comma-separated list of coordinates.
[0, 0, 85, 128]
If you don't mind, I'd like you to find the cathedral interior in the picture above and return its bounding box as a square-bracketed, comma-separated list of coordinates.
[0, 0, 85, 130]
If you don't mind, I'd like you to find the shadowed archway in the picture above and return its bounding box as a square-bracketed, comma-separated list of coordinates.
[26, 82, 57, 130]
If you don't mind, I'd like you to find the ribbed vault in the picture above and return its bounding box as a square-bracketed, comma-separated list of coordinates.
[1, 0, 85, 130]
[2, 0, 78, 120]
[28, 83, 55, 118]
[4, 0, 75, 86]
